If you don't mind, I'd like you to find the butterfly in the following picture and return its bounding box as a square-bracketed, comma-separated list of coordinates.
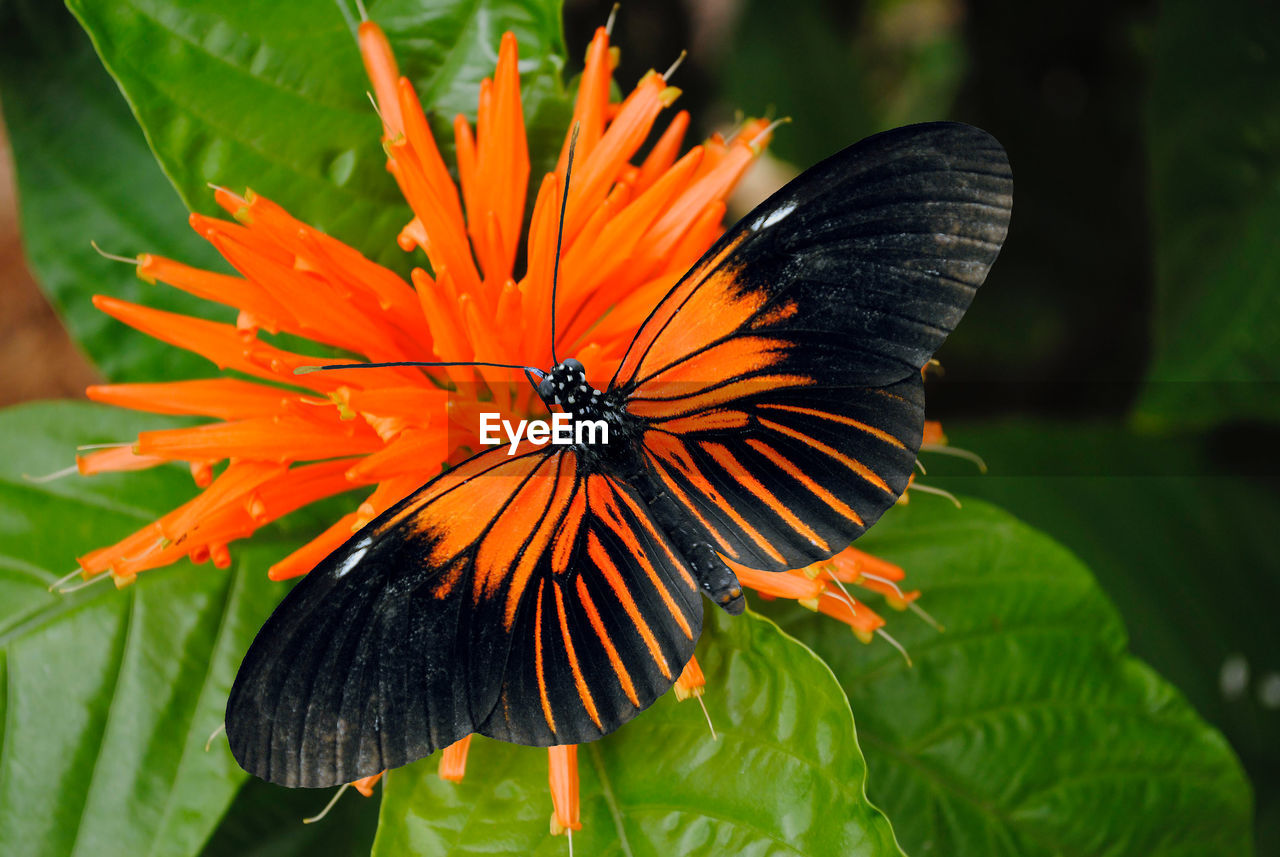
[226, 121, 1012, 787]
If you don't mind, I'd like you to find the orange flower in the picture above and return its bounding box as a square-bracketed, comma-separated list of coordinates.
[68, 13, 941, 835]
[74, 20, 775, 593]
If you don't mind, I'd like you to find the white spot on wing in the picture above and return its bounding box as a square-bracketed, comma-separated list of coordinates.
[752, 199, 797, 232]
[335, 536, 372, 578]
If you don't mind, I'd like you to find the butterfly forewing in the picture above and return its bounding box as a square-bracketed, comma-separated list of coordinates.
[226, 444, 701, 787]
[612, 122, 1011, 570]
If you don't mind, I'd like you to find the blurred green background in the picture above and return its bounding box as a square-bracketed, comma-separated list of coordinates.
[1, 0, 1276, 852]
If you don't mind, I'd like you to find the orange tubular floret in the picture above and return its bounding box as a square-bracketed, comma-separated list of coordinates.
[518, 173, 560, 361]
[395, 77, 468, 243]
[556, 26, 613, 174]
[94, 295, 407, 392]
[548, 745, 581, 835]
[268, 511, 362, 581]
[581, 271, 679, 350]
[827, 546, 907, 583]
[228, 189, 431, 345]
[644, 131, 766, 271]
[816, 590, 886, 638]
[159, 461, 285, 542]
[79, 518, 167, 576]
[250, 459, 364, 522]
[473, 32, 528, 282]
[558, 183, 622, 305]
[922, 420, 946, 445]
[77, 445, 167, 476]
[664, 200, 728, 275]
[299, 229, 424, 330]
[94, 295, 279, 381]
[208, 234, 406, 361]
[438, 735, 473, 783]
[341, 386, 449, 425]
[135, 416, 383, 462]
[352, 771, 385, 797]
[732, 565, 825, 604]
[345, 427, 449, 482]
[674, 655, 707, 701]
[138, 255, 288, 332]
[189, 213, 291, 266]
[562, 147, 705, 345]
[358, 21, 404, 137]
[190, 461, 215, 487]
[564, 71, 674, 241]
[857, 577, 921, 610]
[87, 379, 298, 420]
[636, 110, 690, 192]
[410, 268, 473, 368]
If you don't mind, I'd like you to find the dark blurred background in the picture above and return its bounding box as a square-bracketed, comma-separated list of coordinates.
[2, 0, 1277, 850]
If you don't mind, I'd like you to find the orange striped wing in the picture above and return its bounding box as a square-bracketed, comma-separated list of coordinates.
[226, 443, 701, 787]
[613, 122, 1012, 571]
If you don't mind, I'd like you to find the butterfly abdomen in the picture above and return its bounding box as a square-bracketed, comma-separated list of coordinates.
[607, 446, 747, 614]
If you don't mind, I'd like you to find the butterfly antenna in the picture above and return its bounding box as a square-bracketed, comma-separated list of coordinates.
[551, 122, 582, 366]
[294, 360, 539, 375]
[303, 783, 351, 825]
[204, 722, 226, 752]
[914, 458, 927, 476]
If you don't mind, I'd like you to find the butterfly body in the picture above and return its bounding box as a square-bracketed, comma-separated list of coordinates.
[227, 122, 1013, 788]
[536, 357, 749, 612]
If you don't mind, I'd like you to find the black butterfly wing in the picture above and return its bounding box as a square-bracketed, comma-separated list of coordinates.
[226, 444, 701, 787]
[611, 122, 1012, 571]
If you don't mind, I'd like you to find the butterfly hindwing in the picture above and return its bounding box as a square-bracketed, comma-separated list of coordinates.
[226, 444, 701, 787]
[613, 122, 1012, 571]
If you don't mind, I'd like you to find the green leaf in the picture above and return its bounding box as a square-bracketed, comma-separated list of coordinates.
[373, 609, 905, 857]
[768, 496, 1253, 856]
[0, 402, 296, 857]
[0, 0, 225, 383]
[200, 779, 380, 857]
[4, 0, 572, 383]
[1138, 0, 1280, 427]
[921, 419, 1280, 853]
[66, 0, 571, 273]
